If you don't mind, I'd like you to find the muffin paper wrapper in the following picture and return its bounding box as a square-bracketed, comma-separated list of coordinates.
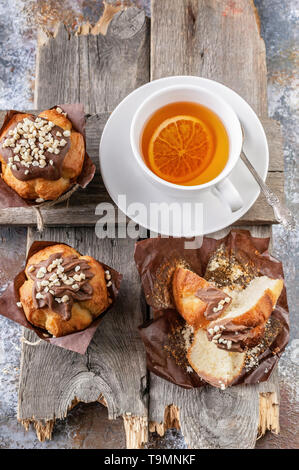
[0, 240, 122, 354]
[135, 229, 289, 389]
[0, 104, 95, 209]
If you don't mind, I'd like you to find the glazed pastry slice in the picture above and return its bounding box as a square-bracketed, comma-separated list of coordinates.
[172, 267, 232, 329]
[187, 276, 283, 388]
[206, 276, 284, 351]
[187, 329, 246, 389]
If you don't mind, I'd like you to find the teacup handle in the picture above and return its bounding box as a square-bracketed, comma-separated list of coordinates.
[214, 178, 243, 212]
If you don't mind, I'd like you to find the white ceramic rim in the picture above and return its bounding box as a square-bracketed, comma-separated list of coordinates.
[99, 75, 269, 236]
[130, 83, 243, 191]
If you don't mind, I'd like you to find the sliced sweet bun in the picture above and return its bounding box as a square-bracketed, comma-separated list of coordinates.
[187, 329, 246, 388]
[20, 244, 109, 337]
[172, 268, 207, 327]
[172, 267, 231, 329]
[206, 276, 283, 352]
[213, 276, 284, 329]
[0, 108, 85, 201]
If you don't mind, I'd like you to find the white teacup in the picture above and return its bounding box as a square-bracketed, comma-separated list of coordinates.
[130, 84, 243, 212]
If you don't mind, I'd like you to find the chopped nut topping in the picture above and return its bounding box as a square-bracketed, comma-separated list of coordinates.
[29, 254, 95, 321]
[1, 115, 70, 178]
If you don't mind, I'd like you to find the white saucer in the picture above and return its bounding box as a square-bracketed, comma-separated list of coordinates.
[99, 76, 268, 236]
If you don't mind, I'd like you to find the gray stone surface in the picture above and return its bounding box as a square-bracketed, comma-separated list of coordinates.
[0, 0, 297, 449]
[254, 0, 299, 448]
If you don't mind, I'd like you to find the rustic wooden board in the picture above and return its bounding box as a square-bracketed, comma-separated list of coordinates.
[16, 1, 282, 450]
[148, 0, 280, 449]
[18, 7, 150, 449]
[0, 2, 283, 227]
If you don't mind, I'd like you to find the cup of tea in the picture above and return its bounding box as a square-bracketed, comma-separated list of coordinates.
[130, 84, 243, 212]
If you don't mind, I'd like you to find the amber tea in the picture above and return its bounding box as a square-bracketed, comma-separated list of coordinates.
[140, 101, 229, 185]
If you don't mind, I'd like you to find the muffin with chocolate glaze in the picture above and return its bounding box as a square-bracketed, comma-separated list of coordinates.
[19, 244, 110, 337]
[0, 107, 85, 201]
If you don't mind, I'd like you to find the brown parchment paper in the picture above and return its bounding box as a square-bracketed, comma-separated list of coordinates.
[0, 240, 122, 355]
[0, 104, 95, 209]
[135, 230, 289, 389]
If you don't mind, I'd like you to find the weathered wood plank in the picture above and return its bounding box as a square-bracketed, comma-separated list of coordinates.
[18, 7, 150, 448]
[149, 366, 280, 449]
[35, 9, 149, 113]
[0, 172, 284, 226]
[151, 0, 268, 116]
[0, 108, 284, 226]
[149, 0, 280, 449]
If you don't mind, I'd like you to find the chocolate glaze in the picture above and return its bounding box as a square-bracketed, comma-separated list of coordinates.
[206, 321, 254, 352]
[195, 287, 231, 320]
[28, 252, 94, 321]
[0, 114, 70, 181]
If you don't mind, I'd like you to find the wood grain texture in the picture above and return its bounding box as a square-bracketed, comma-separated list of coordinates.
[18, 7, 150, 448]
[35, 10, 149, 113]
[151, 0, 268, 115]
[149, 0, 280, 449]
